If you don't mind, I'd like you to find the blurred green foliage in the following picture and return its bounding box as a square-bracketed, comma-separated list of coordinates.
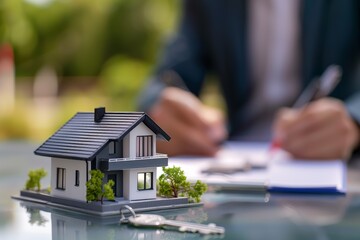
[0, 0, 180, 140]
[0, 0, 179, 78]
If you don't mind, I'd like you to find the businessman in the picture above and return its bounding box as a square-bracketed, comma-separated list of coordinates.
[139, 0, 360, 159]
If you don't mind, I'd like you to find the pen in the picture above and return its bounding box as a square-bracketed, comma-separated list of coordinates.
[269, 65, 342, 152]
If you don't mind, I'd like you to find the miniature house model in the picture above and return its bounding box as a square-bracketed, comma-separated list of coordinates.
[34, 107, 170, 202]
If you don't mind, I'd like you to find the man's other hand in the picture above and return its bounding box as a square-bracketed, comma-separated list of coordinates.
[149, 87, 227, 156]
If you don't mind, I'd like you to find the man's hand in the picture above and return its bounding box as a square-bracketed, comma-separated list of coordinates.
[273, 98, 360, 160]
[149, 87, 227, 156]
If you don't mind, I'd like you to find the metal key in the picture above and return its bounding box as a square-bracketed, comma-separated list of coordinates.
[128, 214, 225, 235]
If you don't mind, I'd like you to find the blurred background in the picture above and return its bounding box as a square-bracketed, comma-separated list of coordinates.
[0, 0, 182, 141]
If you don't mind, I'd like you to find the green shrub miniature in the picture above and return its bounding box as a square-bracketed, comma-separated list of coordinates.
[25, 168, 47, 192]
[86, 169, 115, 204]
[158, 166, 207, 203]
[103, 180, 115, 201]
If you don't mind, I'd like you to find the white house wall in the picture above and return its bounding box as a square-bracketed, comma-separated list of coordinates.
[125, 122, 156, 158]
[51, 157, 90, 201]
[123, 134, 130, 158]
[123, 167, 157, 200]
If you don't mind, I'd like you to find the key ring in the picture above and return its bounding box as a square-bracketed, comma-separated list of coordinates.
[120, 205, 136, 224]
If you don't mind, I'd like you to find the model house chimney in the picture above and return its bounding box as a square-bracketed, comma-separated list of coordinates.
[94, 107, 106, 122]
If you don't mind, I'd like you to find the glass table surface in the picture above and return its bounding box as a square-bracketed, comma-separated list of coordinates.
[1, 142, 360, 240]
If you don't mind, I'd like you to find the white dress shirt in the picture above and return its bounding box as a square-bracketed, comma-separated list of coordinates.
[236, 0, 301, 140]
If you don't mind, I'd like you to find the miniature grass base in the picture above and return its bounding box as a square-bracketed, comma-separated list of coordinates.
[12, 190, 202, 216]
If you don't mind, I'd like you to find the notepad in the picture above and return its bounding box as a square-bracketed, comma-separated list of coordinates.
[268, 157, 346, 194]
[164, 142, 346, 194]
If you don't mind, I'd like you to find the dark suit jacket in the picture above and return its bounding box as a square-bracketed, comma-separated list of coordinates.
[139, 0, 360, 137]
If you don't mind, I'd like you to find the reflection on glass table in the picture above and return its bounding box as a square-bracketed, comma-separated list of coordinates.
[2, 192, 360, 240]
[10, 201, 219, 240]
[1, 142, 360, 240]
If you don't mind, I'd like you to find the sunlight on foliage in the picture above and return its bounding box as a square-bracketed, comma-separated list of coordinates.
[0, 0, 182, 140]
[0, 0, 179, 77]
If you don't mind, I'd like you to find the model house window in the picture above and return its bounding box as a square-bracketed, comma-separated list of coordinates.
[136, 135, 153, 157]
[109, 141, 116, 155]
[56, 168, 66, 190]
[137, 172, 153, 190]
[75, 170, 80, 186]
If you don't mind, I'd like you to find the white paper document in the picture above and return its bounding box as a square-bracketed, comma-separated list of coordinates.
[268, 157, 346, 193]
[163, 142, 346, 194]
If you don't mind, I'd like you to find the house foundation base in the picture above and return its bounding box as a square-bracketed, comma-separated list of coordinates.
[12, 190, 202, 216]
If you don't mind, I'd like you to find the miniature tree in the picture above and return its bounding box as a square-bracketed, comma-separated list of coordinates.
[25, 168, 47, 192]
[158, 166, 189, 198]
[86, 169, 115, 204]
[188, 180, 208, 203]
[86, 170, 102, 202]
[158, 166, 207, 203]
[103, 180, 115, 202]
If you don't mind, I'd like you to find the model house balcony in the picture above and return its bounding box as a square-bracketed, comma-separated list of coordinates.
[100, 154, 168, 171]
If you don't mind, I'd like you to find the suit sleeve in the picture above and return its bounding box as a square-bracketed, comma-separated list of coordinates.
[137, 0, 207, 112]
[345, 86, 360, 157]
[346, 92, 360, 126]
[345, 1, 360, 154]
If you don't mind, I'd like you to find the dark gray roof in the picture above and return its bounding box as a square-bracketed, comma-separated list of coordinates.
[34, 112, 170, 160]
